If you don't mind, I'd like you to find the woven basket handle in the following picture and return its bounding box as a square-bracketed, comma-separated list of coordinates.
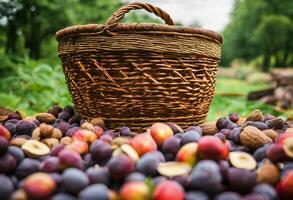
[102, 2, 174, 34]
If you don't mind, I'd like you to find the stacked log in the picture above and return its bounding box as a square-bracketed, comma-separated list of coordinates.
[248, 68, 293, 109]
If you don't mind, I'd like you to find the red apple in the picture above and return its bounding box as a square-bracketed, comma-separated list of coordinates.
[198, 136, 229, 161]
[150, 123, 173, 145]
[120, 181, 149, 200]
[153, 180, 184, 200]
[131, 133, 157, 156]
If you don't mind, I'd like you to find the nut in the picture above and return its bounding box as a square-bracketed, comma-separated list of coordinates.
[157, 162, 191, 177]
[21, 140, 50, 158]
[200, 122, 217, 135]
[236, 117, 247, 126]
[35, 113, 56, 124]
[246, 110, 264, 122]
[80, 122, 95, 132]
[90, 118, 105, 129]
[240, 126, 272, 149]
[51, 128, 62, 140]
[41, 138, 59, 149]
[39, 123, 54, 138]
[31, 128, 41, 140]
[10, 137, 28, 147]
[256, 159, 279, 185]
[60, 136, 73, 145]
[229, 151, 257, 170]
[263, 129, 278, 141]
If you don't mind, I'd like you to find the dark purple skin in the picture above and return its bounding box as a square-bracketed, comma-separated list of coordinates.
[86, 167, 110, 186]
[15, 120, 37, 136]
[119, 126, 132, 137]
[63, 105, 75, 117]
[90, 140, 113, 165]
[253, 144, 270, 162]
[229, 127, 242, 144]
[0, 174, 14, 199]
[180, 131, 201, 145]
[216, 117, 231, 130]
[0, 153, 17, 174]
[58, 149, 83, 170]
[166, 122, 184, 134]
[220, 128, 231, 137]
[79, 184, 109, 200]
[0, 136, 9, 155]
[253, 183, 277, 200]
[58, 111, 71, 121]
[162, 136, 181, 154]
[15, 158, 40, 179]
[58, 122, 71, 135]
[219, 160, 230, 184]
[48, 105, 63, 118]
[171, 175, 189, 188]
[229, 113, 240, 123]
[136, 151, 163, 177]
[242, 193, 267, 200]
[228, 168, 256, 194]
[68, 114, 82, 124]
[185, 126, 203, 136]
[7, 146, 24, 164]
[107, 155, 135, 181]
[244, 121, 269, 130]
[50, 173, 62, 188]
[7, 111, 22, 120]
[215, 133, 226, 142]
[4, 123, 16, 136]
[5, 119, 19, 124]
[185, 191, 209, 200]
[83, 153, 93, 169]
[40, 156, 60, 173]
[125, 172, 146, 183]
[152, 176, 167, 186]
[174, 133, 184, 139]
[103, 130, 119, 138]
[65, 127, 79, 137]
[282, 162, 293, 178]
[214, 192, 242, 200]
[51, 193, 77, 200]
[62, 168, 89, 195]
[226, 122, 238, 130]
[50, 144, 66, 156]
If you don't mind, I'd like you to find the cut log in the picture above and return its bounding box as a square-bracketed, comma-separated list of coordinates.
[247, 88, 275, 100]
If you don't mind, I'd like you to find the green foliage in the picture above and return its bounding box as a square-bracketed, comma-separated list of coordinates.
[222, 0, 293, 70]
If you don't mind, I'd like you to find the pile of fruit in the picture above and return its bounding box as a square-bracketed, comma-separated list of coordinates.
[0, 106, 293, 200]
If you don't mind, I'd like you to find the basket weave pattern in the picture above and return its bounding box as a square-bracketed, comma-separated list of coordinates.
[56, 2, 222, 131]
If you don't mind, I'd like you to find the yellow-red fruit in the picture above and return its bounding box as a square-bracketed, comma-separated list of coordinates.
[66, 140, 89, 155]
[0, 125, 11, 140]
[150, 123, 173, 145]
[120, 182, 149, 200]
[22, 172, 56, 199]
[153, 180, 184, 200]
[275, 133, 293, 145]
[277, 171, 293, 200]
[176, 143, 198, 166]
[198, 136, 229, 161]
[131, 134, 157, 156]
[73, 129, 97, 144]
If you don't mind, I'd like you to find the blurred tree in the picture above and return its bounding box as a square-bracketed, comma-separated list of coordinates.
[222, 0, 293, 71]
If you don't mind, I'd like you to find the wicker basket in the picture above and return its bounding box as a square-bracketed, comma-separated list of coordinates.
[56, 2, 222, 131]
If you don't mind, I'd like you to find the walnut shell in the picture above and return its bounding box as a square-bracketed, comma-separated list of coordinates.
[200, 122, 217, 135]
[246, 110, 264, 122]
[35, 113, 56, 124]
[240, 126, 272, 149]
[263, 129, 278, 141]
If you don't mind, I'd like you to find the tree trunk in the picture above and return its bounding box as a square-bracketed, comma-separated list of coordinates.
[5, 21, 18, 55]
[262, 52, 271, 72]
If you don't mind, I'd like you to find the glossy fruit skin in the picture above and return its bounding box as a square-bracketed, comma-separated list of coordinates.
[119, 126, 132, 137]
[86, 167, 110, 186]
[106, 155, 135, 181]
[15, 158, 40, 179]
[0, 136, 9, 155]
[51, 193, 77, 200]
[0, 125, 11, 139]
[15, 120, 37, 136]
[79, 184, 109, 200]
[136, 151, 164, 177]
[253, 145, 269, 162]
[0, 153, 17, 174]
[7, 146, 24, 164]
[229, 113, 240, 123]
[90, 140, 112, 164]
[229, 127, 242, 144]
[180, 131, 201, 145]
[131, 133, 157, 156]
[150, 123, 174, 145]
[276, 170, 293, 200]
[62, 168, 89, 195]
[0, 174, 14, 200]
[198, 136, 229, 161]
[275, 133, 293, 145]
[153, 180, 185, 200]
[40, 156, 60, 173]
[253, 183, 277, 200]
[125, 172, 146, 183]
[162, 136, 181, 154]
[176, 142, 198, 166]
[22, 172, 56, 200]
[58, 149, 83, 169]
[228, 168, 256, 194]
[185, 191, 209, 200]
[267, 143, 289, 163]
[120, 181, 149, 200]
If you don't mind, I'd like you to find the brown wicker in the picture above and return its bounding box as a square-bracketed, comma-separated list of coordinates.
[56, 2, 222, 131]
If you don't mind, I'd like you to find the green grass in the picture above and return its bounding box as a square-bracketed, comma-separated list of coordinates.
[207, 77, 279, 121]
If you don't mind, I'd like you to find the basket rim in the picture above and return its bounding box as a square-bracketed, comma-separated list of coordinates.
[56, 23, 223, 44]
